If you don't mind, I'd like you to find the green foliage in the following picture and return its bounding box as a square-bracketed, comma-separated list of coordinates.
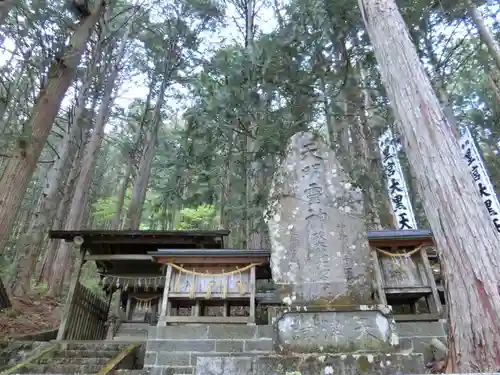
[92, 189, 132, 224]
[176, 204, 219, 230]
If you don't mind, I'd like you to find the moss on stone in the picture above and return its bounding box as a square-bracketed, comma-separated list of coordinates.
[283, 339, 392, 355]
[357, 356, 372, 372]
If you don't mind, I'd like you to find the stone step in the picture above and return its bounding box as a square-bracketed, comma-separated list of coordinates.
[112, 337, 147, 343]
[116, 332, 148, 338]
[14, 364, 104, 374]
[112, 370, 145, 375]
[58, 342, 129, 351]
[119, 322, 151, 329]
[117, 328, 149, 334]
[36, 356, 110, 366]
[147, 339, 274, 355]
[50, 349, 121, 358]
[149, 325, 274, 341]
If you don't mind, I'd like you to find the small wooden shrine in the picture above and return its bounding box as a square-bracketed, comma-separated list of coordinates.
[48, 229, 271, 339]
[152, 248, 269, 325]
[48, 228, 444, 340]
[369, 229, 444, 320]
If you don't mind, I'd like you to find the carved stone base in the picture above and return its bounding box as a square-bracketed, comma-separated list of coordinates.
[274, 306, 399, 354]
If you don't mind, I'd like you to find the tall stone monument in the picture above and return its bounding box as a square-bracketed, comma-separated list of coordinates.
[267, 131, 374, 304]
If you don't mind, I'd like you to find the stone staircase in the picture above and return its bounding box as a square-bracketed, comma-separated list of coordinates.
[113, 322, 150, 341]
[4, 342, 142, 375]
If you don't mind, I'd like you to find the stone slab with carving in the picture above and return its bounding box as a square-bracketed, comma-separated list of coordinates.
[266, 131, 373, 303]
[275, 308, 398, 353]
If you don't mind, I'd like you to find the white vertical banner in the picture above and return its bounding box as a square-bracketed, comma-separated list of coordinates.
[379, 128, 418, 230]
[459, 126, 500, 233]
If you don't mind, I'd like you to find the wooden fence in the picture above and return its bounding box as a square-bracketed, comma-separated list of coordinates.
[63, 282, 110, 340]
[0, 276, 11, 310]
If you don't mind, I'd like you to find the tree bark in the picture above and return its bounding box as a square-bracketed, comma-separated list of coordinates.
[468, 0, 500, 74]
[112, 75, 155, 229]
[359, 0, 500, 371]
[124, 72, 167, 230]
[49, 28, 128, 296]
[37, 141, 84, 285]
[0, 0, 15, 27]
[0, 1, 105, 247]
[111, 156, 133, 230]
[10, 63, 95, 296]
[0, 51, 31, 135]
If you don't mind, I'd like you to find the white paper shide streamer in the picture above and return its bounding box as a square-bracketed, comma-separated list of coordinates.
[459, 127, 500, 233]
[379, 129, 418, 230]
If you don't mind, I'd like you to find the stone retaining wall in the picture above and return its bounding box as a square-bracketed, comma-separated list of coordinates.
[396, 320, 447, 362]
[144, 321, 447, 375]
[145, 325, 275, 375]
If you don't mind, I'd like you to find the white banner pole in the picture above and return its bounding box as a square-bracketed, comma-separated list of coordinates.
[459, 126, 500, 233]
[379, 128, 418, 230]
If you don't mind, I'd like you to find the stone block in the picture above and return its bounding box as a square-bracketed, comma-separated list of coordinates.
[145, 351, 157, 366]
[157, 353, 191, 367]
[148, 326, 158, 339]
[207, 326, 257, 340]
[255, 325, 275, 339]
[398, 338, 413, 351]
[396, 322, 446, 337]
[144, 366, 194, 375]
[215, 340, 244, 353]
[276, 310, 397, 353]
[142, 366, 164, 375]
[254, 353, 425, 375]
[196, 356, 253, 375]
[342, 353, 424, 375]
[155, 326, 209, 340]
[165, 366, 195, 375]
[148, 340, 215, 353]
[244, 339, 274, 352]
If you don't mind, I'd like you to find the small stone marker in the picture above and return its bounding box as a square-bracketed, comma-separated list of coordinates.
[266, 131, 373, 304]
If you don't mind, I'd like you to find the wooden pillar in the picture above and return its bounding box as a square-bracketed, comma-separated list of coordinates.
[371, 248, 388, 305]
[223, 274, 229, 317]
[125, 295, 132, 320]
[158, 264, 172, 327]
[115, 289, 122, 316]
[192, 300, 201, 316]
[248, 266, 256, 325]
[56, 237, 86, 340]
[420, 247, 443, 315]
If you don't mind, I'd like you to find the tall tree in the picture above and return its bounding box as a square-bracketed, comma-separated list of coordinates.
[0, 0, 105, 246]
[358, 0, 500, 371]
[49, 13, 134, 296]
[0, 0, 15, 27]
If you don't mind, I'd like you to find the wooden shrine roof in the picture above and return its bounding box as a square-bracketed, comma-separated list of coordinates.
[48, 229, 436, 276]
[152, 249, 270, 257]
[367, 229, 434, 247]
[48, 229, 229, 275]
[49, 229, 229, 241]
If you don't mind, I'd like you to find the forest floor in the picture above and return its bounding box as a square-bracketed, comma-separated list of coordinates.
[0, 295, 62, 340]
